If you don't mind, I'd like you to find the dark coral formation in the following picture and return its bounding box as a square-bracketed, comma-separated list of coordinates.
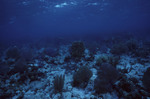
[0, 62, 9, 75]
[5, 46, 20, 60]
[110, 43, 128, 55]
[73, 66, 92, 88]
[142, 67, 150, 91]
[70, 41, 85, 59]
[96, 55, 120, 67]
[94, 63, 119, 94]
[53, 74, 65, 93]
[12, 57, 28, 74]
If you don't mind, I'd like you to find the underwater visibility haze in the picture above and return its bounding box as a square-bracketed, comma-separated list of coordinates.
[0, 0, 150, 98]
[1, 0, 150, 39]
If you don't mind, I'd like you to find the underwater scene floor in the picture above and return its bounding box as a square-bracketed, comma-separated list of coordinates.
[0, 35, 150, 99]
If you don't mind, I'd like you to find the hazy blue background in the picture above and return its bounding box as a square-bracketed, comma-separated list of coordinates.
[0, 0, 150, 42]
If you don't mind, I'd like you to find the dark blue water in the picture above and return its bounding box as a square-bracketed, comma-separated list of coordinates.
[0, 0, 150, 41]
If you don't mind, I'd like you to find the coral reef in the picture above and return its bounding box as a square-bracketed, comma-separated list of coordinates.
[73, 66, 93, 88]
[12, 57, 27, 74]
[70, 41, 85, 59]
[110, 43, 128, 55]
[96, 54, 120, 67]
[5, 46, 20, 60]
[94, 63, 119, 94]
[53, 74, 65, 93]
[0, 37, 150, 98]
[0, 62, 9, 75]
[142, 67, 150, 91]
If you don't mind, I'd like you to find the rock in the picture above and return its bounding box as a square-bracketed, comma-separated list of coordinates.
[118, 77, 135, 93]
[53, 93, 61, 99]
[125, 90, 142, 99]
[139, 89, 150, 97]
[63, 92, 72, 99]
[29, 81, 46, 90]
